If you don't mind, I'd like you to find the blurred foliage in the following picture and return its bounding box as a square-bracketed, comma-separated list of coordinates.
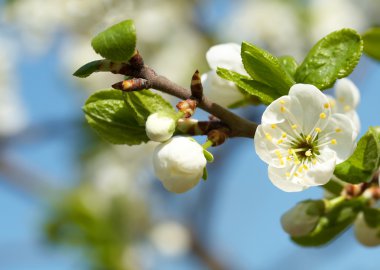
[45, 184, 149, 270]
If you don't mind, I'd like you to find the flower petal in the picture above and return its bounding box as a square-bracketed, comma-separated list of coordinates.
[335, 78, 360, 111]
[206, 43, 243, 71]
[288, 84, 331, 135]
[318, 113, 356, 164]
[254, 125, 288, 167]
[268, 165, 309, 192]
[344, 110, 361, 135]
[201, 71, 245, 107]
[301, 150, 336, 186]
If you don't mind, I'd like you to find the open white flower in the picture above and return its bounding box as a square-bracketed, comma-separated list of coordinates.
[201, 43, 246, 107]
[153, 136, 206, 193]
[145, 112, 175, 142]
[254, 84, 357, 192]
[327, 78, 360, 133]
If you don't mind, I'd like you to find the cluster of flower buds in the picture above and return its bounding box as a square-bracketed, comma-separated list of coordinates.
[143, 70, 223, 193]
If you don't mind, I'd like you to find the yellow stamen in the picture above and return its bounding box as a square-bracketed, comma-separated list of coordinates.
[335, 128, 342, 133]
[344, 105, 351, 112]
[291, 124, 297, 129]
[324, 103, 330, 109]
[271, 124, 277, 129]
[331, 139, 337, 145]
[303, 164, 309, 170]
[280, 100, 285, 104]
[315, 127, 321, 133]
[285, 172, 291, 178]
[290, 149, 300, 165]
[319, 112, 327, 119]
[277, 139, 284, 144]
[281, 132, 287, 138]
[275, 150, 284, 165]
[265, 133, 272, 141]
[306, 134, 311, 142]
[280, 106, 286, 113]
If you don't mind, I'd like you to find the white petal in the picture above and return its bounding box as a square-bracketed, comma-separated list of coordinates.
[268, 165, 309, 192]
[325, 95, 338, 114]
[301, 150, 336, 186]
[201, 71, 244, 107]
[206, 43, 243, 71]
[262, 95, 293, 124]
[319, 114, 356, 164]
[344, 110, 361, 135]
[254, 125, 286, 167]
[288, 84, 331, 135]
[335, 78, 360, 111]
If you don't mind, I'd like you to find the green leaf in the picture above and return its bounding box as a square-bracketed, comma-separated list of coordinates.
[123, 89, 176, 126]
[203, 149, 214, 162]
[334, 126, 380, 184]
[83, 89, 175, 144]
[278, 56, 298, 78]
[83, 89, 148, 145]
[73, 60, 104, 78]
[202, 167, 208, 181]
[295, 28, 363, 90]
[241, 42, 295, 94]
[322, 178, 344, 196]
[216, 68, 280, 105]
[91, 20, 136, 62]
[363, 207, 380, 228]
[362, 27, 380, 61]
[291, 198, 365, 246]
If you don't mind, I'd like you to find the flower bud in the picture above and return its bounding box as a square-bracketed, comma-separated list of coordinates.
[281, 200, 325, 237]
[354, 212, 380, 247]
[153, 136, 207, 193]
[145, 112, 175, 142]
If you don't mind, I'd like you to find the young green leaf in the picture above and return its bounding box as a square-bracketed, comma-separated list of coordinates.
[278, 56, 298, 78]
[91, 20, 136, 62]
[295, 28, 363, 90]
[291, 198, 365, 246]
[73, 60, 104, 78]
[216, 67, 280, 105]
[241, 42, 295, 94]
[83, 89, 148, 145]
[73, 60, 128, 78]
[123, 89, 176, 126]
[362, 27, 380, 61]
[334, 127, 380, 184]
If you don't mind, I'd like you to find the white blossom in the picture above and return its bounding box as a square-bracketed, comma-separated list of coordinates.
[354, 212, 380, 247]
[327, 78, 360, 134]
[254, 84, 357, 192]
[149, 221, 191, 256]
[145, 113, 175, 142]
[153, 136, 206, 193]
[201, 43, 245, 107]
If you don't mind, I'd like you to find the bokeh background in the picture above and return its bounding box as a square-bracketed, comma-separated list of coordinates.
[0, 0, 380, 269]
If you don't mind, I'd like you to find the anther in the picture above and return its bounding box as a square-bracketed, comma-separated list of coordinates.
[319, 112, 327, 119]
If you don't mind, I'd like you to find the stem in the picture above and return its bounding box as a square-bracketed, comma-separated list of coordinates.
[110, 57, 258, 139]
[144, 70, 257, 138]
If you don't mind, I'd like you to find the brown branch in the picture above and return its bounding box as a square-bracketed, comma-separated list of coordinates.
[190, 230, 227, 270]
[111, 54, 258, 139]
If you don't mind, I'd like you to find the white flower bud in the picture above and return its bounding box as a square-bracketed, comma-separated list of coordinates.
[281, 200, 324, 237]
[354, 213, 380, 247]
[153, 136, 207, 193]
[145, 112, 175, 142]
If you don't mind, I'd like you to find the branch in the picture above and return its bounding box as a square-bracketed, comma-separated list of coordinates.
[111, 54, 258, 139]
